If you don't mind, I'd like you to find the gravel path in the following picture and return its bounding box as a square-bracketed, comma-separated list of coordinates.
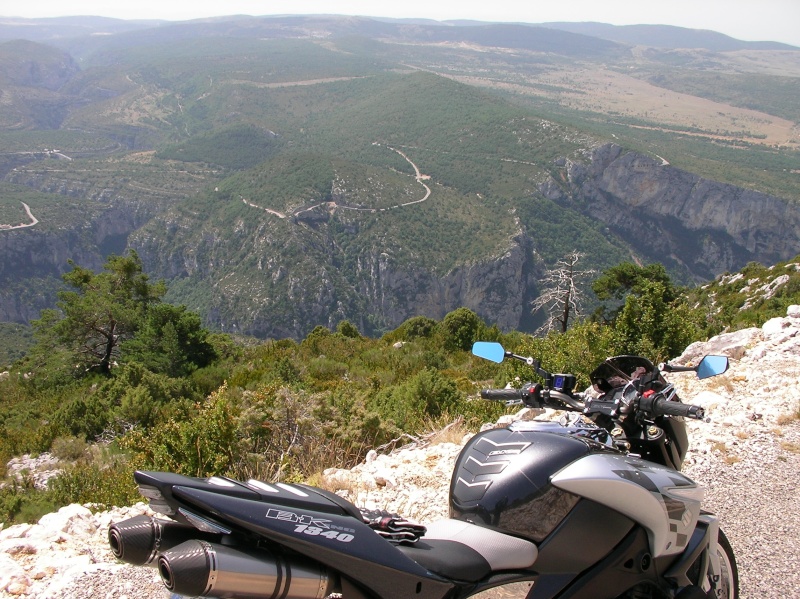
[683, 421, 800, 599]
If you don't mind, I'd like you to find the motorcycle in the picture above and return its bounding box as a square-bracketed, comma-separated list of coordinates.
[108, 342, 738, 599]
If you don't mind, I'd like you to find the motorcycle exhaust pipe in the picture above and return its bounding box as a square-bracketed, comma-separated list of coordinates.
[108, 515, 220, 566]
[157, 539, 336, 599]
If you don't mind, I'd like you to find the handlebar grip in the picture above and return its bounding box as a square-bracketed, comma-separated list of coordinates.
[645, 396, 705, 420]
[481, 388, 525, 401]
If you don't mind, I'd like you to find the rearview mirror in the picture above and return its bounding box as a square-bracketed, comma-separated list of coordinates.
[472, 341, 505, 363]
[697, 355, 729, 379]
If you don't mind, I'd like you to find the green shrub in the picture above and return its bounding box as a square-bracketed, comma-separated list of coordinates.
[50, 436, 89, 461]
[120, 384, 239, 477]
[439, 308, 483, 352]
[336, 320, 361, 339]
[401, 316, 438, 340]
[369, 367, 461, 430]
[47, 459, 140, 510]
[0, 478, 57, 525]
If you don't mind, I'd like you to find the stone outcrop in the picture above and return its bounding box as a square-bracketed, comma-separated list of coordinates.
[0, 503, 165, 598]
[3, 454, 61, 491]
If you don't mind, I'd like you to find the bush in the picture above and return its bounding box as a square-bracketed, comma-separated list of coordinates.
[439, 308, 483, 352]
[402, 316, 438, 340]
[50, 435, 88, 461]
[498, 321, 616, 390]
[47, 459, 140, 510]
[52, 362, 197, 439]
[120, 384, 239, 477]
[336, 320, 361, 339]
[612, 281, 701, 361]
[0, 479, 57, 525]
[370, 367, 461, 430]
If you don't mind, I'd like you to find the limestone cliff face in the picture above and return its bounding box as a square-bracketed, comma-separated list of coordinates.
[145, 233, 539, 340]
[0, 40, 79, 91]
[0, 199, 160, 323]
[542, 144, 800, 279]
[353, 234, 537, 333]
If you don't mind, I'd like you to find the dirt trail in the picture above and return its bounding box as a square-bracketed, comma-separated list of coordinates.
[0, 202, 38, 231]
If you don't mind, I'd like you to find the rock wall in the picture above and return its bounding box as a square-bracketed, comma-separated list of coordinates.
[542, 144, 800, 280]
[354, 233, 537, 334]
[0, 197, 161, 323]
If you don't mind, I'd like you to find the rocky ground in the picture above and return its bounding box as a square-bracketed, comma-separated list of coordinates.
[1, 307, 799, 599]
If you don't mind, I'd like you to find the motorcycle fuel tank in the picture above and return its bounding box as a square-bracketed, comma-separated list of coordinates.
[449, 424, 614, 542]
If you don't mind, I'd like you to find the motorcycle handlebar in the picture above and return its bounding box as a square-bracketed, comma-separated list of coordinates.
[639, 394, 705, 420]
[481, 385, 583, 411]
[481, 388, 526, 401]
[658, 362, 696, 373]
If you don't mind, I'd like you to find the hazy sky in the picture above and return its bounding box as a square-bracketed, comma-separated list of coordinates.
[4, 0, 800, 47]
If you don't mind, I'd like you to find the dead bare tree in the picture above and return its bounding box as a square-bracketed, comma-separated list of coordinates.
[531, 251, 595, 334]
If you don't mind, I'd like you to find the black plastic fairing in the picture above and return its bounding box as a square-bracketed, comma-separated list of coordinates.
[135, 470, 360, 518]
[296, 483, 365, 520]
[662, 416, 689, 469]
[662, 518, 711, 587]
[530, 526, 658, 599]
[135, 470, 259, 503]
[534, 499, 634, 573]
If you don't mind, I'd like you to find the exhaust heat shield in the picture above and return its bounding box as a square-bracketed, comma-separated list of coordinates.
[158, 539, 335, 599]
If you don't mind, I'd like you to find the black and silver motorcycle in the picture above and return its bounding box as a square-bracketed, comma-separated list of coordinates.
[108, 342, 737, 599]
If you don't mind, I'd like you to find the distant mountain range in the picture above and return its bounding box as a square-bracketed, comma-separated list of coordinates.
[539, 22, 797, 51]
[1, 15, 796, 51]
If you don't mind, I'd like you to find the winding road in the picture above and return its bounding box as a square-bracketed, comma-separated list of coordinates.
[0, 202, 38, 231]
[241, 143, 433, 220]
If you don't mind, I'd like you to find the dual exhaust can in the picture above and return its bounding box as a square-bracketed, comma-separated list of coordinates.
[110, 515, 335, 598]
[108, 514, 220, 566]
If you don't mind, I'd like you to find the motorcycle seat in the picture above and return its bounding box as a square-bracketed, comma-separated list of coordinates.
[399, 519, 537, 582]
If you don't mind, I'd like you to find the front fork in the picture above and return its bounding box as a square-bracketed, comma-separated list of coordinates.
[663, 514, 720, 594]
[701, 516, 723, 596]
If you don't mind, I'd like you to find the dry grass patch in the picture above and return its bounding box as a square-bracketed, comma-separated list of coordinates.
[777, 411, 800, 426]
[424, 415, 470, 446]
[708, 375, 736, 394]
[780, 441, 800, 454]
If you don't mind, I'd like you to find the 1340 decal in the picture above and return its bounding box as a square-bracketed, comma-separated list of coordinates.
[266, 508, 355, 543]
